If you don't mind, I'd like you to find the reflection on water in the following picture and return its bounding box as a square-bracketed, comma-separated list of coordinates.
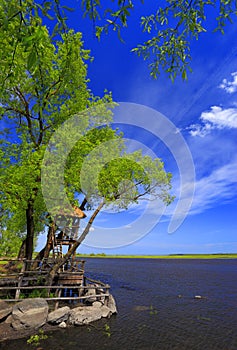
[1, 258, 237, 350]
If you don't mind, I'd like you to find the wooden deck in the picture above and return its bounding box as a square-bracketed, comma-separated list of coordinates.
[0, 258, 110, 309]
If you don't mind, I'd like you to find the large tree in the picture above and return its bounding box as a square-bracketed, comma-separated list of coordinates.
[0, 0, 174, 268]
[0, 0, 113, 259]
[43, 137, 174, 283]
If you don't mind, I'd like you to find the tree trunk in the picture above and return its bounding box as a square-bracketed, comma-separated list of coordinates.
[17, 238, 26, 259]
[33, 221, 56, 269]
[25, 201, 35, 261]
[43, 221, 56, 259]
[46, 200, 104, 285]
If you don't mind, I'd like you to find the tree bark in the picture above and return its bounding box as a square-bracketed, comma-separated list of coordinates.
[33, 221, 56, 268]
[43, 221, 56, 259]
[46, 200, 104, 285]
[17, 238, 26, 259]
[25, 201, 35, 261]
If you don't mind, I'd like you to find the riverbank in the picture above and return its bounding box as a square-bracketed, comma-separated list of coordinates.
[0, 319, 56, 343]
[0, 294, 117, 343]
[76, 253, 237, 259]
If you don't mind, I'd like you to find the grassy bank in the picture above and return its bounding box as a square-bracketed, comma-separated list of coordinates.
[76, 253, 237, 259]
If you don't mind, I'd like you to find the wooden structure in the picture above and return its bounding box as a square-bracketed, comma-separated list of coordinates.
[0, 207, 100, 309]
[52, 206, 86, 262]
[0, 258, 110, 309]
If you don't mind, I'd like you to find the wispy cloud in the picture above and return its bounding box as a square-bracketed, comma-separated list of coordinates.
[188, 105, 237, 137]
[190, 160, 237, 214]
[219, 72, 237, 94]
[188, 122, 213, 137]
[145, 160, 237, 221]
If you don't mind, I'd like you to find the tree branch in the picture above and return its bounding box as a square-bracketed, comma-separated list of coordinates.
[13, 87, 37, 146]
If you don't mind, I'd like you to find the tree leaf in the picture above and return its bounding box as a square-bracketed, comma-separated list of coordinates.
[27, 50, 37, 71]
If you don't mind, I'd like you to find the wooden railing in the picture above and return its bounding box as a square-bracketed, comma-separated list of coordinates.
[0, 258, 110, 309]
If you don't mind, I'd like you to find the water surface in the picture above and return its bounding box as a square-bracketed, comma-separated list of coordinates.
[1, 258, 237, 350]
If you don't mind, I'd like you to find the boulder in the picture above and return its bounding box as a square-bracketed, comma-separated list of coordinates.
[84, 288, 97, 303]
[69, 306, 102, 325]
[106, 294, 117, 314]
[0, 300, 12, 321]
[11, 298, 48, 330]
[47, 306, 70, 324]
[92, 301, 103, 308]
[100, 305, 112, 318]
[5, 314, 13, 324]
[69, 294, 117, 326]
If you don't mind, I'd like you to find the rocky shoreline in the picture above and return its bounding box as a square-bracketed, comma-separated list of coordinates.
[0, 295, 117, 342]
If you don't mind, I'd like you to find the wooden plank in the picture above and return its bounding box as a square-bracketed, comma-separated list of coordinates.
[0, 284, 110, 290]
[2, 294, 110, 302]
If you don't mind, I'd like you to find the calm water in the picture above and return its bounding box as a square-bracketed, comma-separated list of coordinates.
[1, 258, 237, 350]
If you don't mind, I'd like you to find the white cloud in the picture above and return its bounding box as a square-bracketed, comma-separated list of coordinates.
[188, 105, 237, 137]
[219, 72, 237, 94]
[188, 122, 213, 137]
[201, 106, 237, 128]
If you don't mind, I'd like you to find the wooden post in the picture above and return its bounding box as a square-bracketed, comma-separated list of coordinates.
[105, 284, 110, 303]
[15, 260, 26, 299]
[54, 288, 62, 310]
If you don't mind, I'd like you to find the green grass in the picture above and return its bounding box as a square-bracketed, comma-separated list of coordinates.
[76, 253, 237, 259]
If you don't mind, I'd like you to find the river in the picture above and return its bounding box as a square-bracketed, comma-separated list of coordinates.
[1, 258, 237, 350]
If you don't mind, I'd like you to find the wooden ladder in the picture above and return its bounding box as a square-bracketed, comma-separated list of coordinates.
[53, 242, 62, 259]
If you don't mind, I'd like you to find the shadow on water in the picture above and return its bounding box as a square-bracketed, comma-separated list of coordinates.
[1, 258, 237, 350]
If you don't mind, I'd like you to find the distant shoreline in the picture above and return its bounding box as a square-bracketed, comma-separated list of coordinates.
[76, 253, 237, 259]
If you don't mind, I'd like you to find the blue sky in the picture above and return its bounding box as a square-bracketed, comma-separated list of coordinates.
[38, 3, 237, 255]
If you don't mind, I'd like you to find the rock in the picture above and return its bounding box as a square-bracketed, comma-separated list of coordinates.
[11, 298, 48, 330]
[59, 321, 67, 328]
[92, 301, 103, 308]
[106, 294, 117, 314]
[95, 285, 106, 303]
[100, 305, 112, 318]
[194, 295, 202, 299]
[69, 294, 117, 325]
[0, 300, 12, 321]
[95, 285, 104, 294]
[5, 314, 13, 324]
[47, 306, 70, 324]
[84, 288, 97, 303]
[69, 306, 103, 325]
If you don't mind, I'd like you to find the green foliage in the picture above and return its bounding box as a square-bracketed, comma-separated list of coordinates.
[104, 323, 111, 337]
[0, 0, 113, 258]
[1, 1, 236, 81]
[18, 288, 55, 299]
[0, 0, 174, 262]
[98, 151, 174, 209]
[0, 230, 23, 257]
[82, 0, 237, 80]
[27, 329, 48, 346]
[149, 305, 158, 316]
[28, 289, 48, 298]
